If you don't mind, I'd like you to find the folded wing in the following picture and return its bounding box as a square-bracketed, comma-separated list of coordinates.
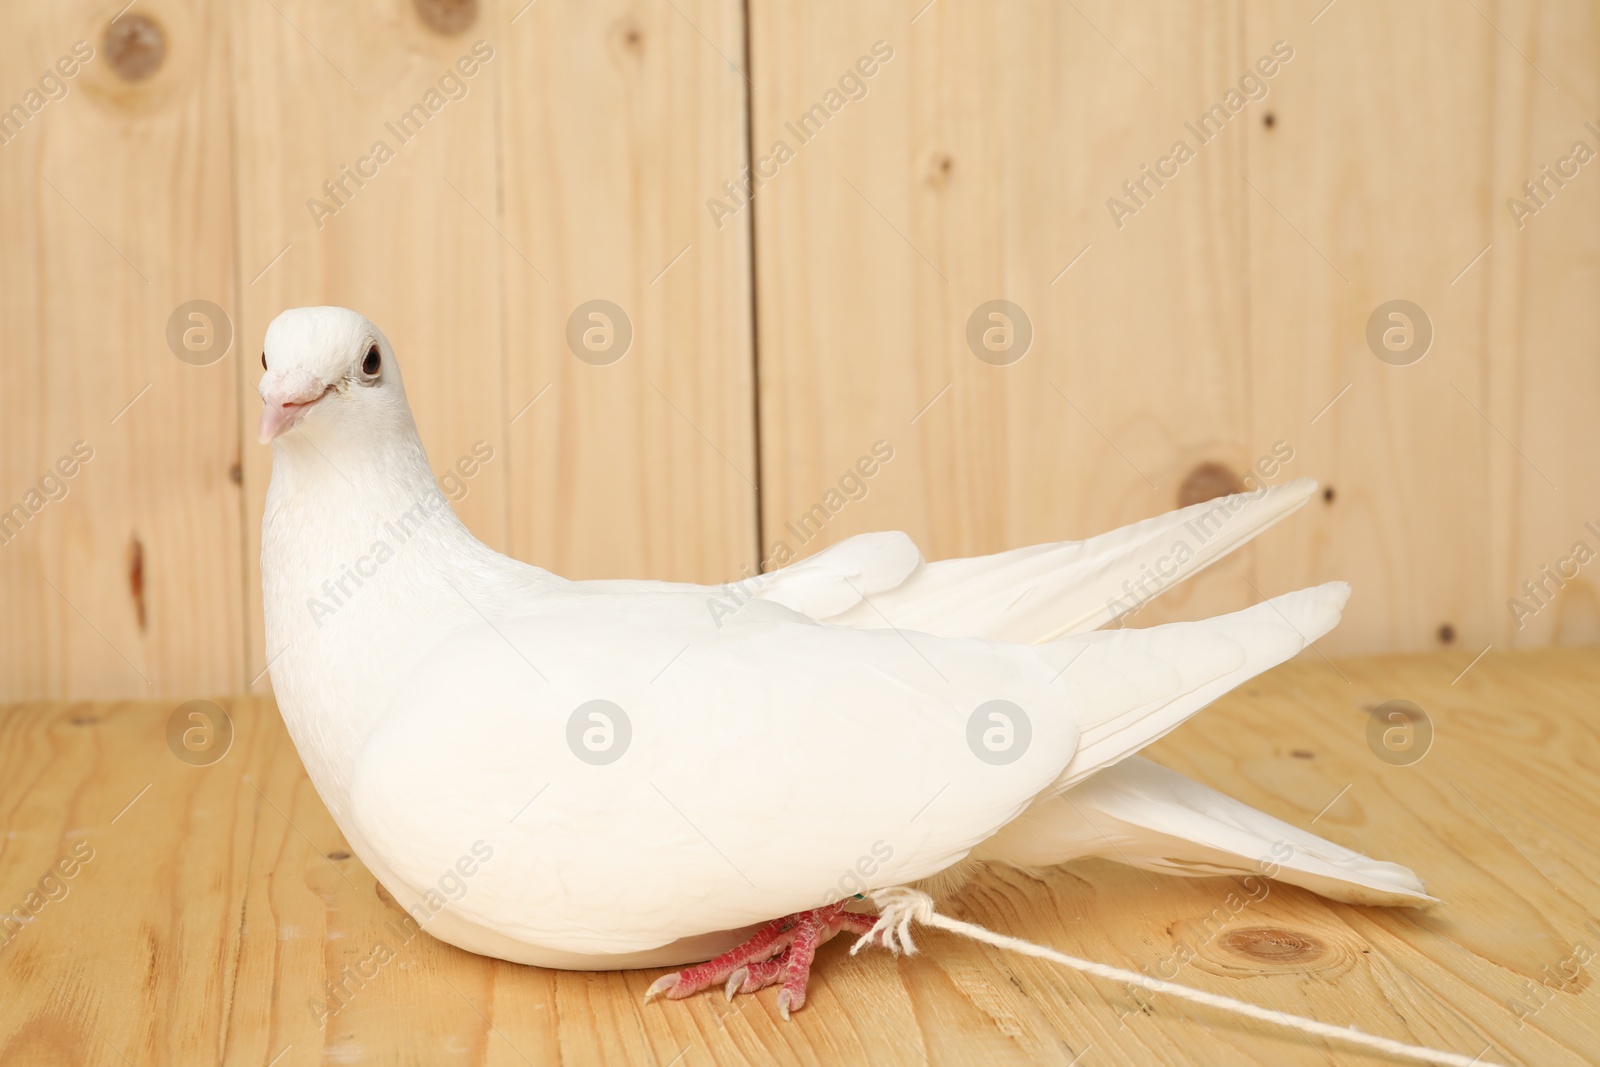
[790, 479, 1317, 642]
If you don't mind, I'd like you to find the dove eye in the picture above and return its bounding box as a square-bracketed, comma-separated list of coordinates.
[261, 352, 267, 370]
[363, 345, 381, 376]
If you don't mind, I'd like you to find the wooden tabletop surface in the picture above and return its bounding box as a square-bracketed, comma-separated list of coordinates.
[1, 647, 1597, 1065]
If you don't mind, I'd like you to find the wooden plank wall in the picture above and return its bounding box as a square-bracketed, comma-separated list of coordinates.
[750, 0, 1600, 654]
[0, 0, 1595, 702]
[0, 0, 244, 700]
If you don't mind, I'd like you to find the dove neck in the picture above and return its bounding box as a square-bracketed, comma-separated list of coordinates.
[272, 414, 466, 514]
[260, 419, 512, 822]
[263, 418, 497, 601]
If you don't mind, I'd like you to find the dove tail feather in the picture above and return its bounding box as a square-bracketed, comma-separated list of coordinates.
[972, 583, 1434, 908]
[1044, 582, 1350, 790]
[974, 756, 1434, 907]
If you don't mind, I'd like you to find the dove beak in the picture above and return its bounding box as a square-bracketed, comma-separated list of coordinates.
[258, 383, 334, 444]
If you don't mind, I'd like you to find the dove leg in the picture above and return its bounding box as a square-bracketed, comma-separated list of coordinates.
[773, 907, 877, 1017]
[644, 914, 798, 1001]
[645, 902, 877, 1012]
[730, 908, 879, 997]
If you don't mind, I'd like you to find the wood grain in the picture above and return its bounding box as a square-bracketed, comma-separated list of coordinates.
[0, 0, 245, 701]
[747, 0, 1274, 637]
[747, 0, 1600, 657]
[1478, 0, 1600, 649]
[1, 648, 1596, 1065]
[0, 1, 1596, 699]
[1243, 0, 1600, 655]
[495, 0, 758, 585]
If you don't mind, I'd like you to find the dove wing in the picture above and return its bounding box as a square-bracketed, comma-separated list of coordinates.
[343, 584, 1327, 958]
[344, 592, 1077, 957]
[571, 482, 1314, 643]
[567, 530, 922, 621]
[818, 479, 1318, 642]
[743, 530, 923, 618]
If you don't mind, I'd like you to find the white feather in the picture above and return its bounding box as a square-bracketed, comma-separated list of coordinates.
[815, 478, 1317, 642]
[974, 757, 1434, 906]
[258, 307, 1431, 973]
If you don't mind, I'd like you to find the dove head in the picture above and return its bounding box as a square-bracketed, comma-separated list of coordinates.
[258, 307, 410, 446]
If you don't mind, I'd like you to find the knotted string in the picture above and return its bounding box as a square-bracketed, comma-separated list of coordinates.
[851, 886, 1498, 1067]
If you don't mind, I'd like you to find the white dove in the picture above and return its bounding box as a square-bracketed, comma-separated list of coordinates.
[258, 306, 1431, 1019]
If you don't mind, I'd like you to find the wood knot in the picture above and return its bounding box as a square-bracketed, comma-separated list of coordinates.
[374, 881, 408, 914]
[414, 0, 479, 35]
[1437, 623, 1456, 645]
[128, 535, 147, 631]
[925, 151, 955, 186]
[104, 12, 166, 82]
[1221, 927, 1326, 965]
[609, 18, 646, 57]
[1177, 462, 1244, 508]
[326, 850, 351, 861]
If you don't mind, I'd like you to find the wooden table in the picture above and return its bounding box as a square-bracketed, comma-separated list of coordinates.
[2, 648, 1597, 1065]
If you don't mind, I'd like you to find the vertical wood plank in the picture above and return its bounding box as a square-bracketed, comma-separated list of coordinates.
[749, 1, 1260, 632]
[497, 0, 758, 585]
[231, 0, 510, 690]
[1245, 0, 1496, 656]
[1480, 0, 1600, 649]
[1243, 0, 1600, 655]
[4, 1, 1596, 701]
[0, 0, 244, 700]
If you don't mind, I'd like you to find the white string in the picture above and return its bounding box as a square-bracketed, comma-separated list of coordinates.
[851, 886, 1499, 1067]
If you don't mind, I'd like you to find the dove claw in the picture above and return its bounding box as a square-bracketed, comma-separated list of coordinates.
[644, 974, 679, 1003]
[648, 902, 871, 1016]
